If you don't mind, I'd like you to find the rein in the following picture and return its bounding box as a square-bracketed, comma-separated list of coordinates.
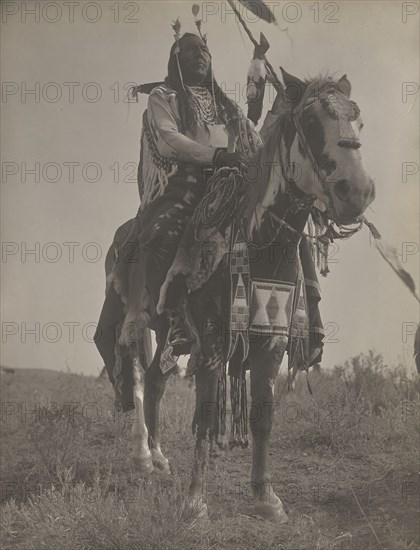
[242, 91, 364, 255]
[246, 202, 364, 261]
[292, 89, 360, 230]
[289, 90, 364, 247]
[193, 167, 244, 241]
[194, 87, 364, 268]
[292, 99, 338, 219]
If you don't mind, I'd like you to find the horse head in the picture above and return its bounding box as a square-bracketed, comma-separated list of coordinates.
[281, 68, 375, 225]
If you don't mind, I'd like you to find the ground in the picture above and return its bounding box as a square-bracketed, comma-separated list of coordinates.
[0, 352, 418, 550]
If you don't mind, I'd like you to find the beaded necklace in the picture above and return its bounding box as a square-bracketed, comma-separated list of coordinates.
[187, 85, 218, 125]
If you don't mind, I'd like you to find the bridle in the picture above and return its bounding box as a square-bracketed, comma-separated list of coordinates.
[244, 88, 365, 249]
[196, 85, 365, 253]
[292, 96, 338, 220]
[290, 89, 364, 240]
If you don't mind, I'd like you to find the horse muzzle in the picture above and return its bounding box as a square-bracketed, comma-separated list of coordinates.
[330, 177, 375, 225]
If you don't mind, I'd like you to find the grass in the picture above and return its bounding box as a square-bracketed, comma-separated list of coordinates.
[0, 351, 418, 550]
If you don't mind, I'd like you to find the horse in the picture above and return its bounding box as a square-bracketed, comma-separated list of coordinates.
[96, 69, 375, 523]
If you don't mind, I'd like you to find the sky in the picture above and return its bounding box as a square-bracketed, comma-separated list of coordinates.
[1, 0, 419, 376]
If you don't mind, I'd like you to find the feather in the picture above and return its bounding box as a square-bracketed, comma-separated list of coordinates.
[246, 81, 258, 101]
[364, 219, 419, 302]
[246, 59, 266, 101]
[131, 82, 165, 96]
[247, 58, 267, 83]
[192, 4, 200, 17]
[374, 238, 418, 299]
[237, 0, 277, 24]
[246, 58, 267, 123]
[171, 17, 181, 40]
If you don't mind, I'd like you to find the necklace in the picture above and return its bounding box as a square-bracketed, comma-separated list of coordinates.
[187, 86, 217, 125]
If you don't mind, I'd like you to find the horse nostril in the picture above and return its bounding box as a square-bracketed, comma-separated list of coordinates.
[334, 179, 351, 201]
[324, 161, 337, 177]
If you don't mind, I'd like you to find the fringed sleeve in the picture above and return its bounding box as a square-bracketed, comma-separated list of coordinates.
[139, 85, 219, 210]
[148, 87, 216, 164]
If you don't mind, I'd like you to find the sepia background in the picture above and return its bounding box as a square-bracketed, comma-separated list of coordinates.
[1, 0, 419, 375]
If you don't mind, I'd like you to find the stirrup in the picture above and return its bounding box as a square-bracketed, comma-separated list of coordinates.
[168, 331, 193, 356]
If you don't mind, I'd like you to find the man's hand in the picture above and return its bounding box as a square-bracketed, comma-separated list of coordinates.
[213, 149, 247, 169]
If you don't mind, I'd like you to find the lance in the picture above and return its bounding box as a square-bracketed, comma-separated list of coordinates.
[226, 0, 284, 95]
[131, 1, 285, 103]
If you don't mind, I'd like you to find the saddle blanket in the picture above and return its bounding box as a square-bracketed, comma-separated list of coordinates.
[227, 226, 315, 373]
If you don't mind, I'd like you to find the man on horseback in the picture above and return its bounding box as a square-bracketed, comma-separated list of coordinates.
[94, 7, 378, 517]
[95, 30, 261, 407]
[136, 31, 260, 354]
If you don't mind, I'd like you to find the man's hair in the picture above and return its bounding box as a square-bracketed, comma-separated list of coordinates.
[165, 33, 241, 135]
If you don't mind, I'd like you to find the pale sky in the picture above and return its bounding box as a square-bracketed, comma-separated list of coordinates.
[1, 1, 419, 376]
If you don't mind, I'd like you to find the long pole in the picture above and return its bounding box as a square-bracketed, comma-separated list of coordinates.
[226, 0, 284, 94]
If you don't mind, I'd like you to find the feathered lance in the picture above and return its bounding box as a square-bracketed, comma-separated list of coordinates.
[246, 33, 269, 124]
[226, 0, 284, 95]
[131, 1, 284, 104]
[236, 0, 278, 23]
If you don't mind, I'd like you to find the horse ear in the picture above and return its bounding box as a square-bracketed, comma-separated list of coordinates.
[337, 74, 351, 97]
[280, 67, 307, 105]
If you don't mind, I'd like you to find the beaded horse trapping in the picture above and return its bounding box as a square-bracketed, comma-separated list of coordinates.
[320, 88, 361, 148]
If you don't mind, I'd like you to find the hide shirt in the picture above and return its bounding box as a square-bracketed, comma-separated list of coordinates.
[147, 84, 229, 163]
[138, 83, 261, 206]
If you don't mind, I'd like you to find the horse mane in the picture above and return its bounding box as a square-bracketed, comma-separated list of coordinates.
[244, 73, 338, 221]
[243, 106, 292, 221]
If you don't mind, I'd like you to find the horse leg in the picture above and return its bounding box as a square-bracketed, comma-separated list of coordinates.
[184, 291, 224, 519]
[130, 355, 154, 474]
[144, 327, 171, 474]
[94, 287, 151, 472]
[185, 360, 220, 520]
[248, 339, 289, 523]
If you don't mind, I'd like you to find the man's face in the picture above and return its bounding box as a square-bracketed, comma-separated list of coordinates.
[179, 35, 211, 85]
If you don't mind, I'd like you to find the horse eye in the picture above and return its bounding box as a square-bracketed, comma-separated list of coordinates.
[305, 117, 316, 126]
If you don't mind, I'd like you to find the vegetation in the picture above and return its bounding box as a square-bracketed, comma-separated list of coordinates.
[1, 352, 418, 549]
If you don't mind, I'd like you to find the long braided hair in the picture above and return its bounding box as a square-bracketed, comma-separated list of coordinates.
[166, 33, 241, 136]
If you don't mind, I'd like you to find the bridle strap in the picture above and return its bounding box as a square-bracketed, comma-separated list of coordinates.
[292, 100, 365, 240]
[243, 93, 364, 248]
[292, 102, 338, 220]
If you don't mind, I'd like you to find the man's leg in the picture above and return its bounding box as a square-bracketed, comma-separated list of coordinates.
[165, 275, 194, 356]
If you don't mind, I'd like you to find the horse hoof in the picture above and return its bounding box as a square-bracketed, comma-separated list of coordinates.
[127, 455, 154, 475]
[152, 457, 171, 474]
[151, 450, 171, 474]
[254, 495, 289, 523]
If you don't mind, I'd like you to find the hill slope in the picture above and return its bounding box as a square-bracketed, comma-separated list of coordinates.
[1, 354, 418, 549]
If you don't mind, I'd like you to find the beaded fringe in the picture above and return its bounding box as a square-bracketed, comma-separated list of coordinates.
[228, 346, 248, 448]
[140, 113, 177, 210]
[307, 213, 330, 277]
[216, 364, 227, 446]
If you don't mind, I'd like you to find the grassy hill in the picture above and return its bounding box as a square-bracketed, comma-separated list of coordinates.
[1, 352, 418, 550]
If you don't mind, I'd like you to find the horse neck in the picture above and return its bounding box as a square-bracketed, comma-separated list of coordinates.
[246, 112, 312, 239]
